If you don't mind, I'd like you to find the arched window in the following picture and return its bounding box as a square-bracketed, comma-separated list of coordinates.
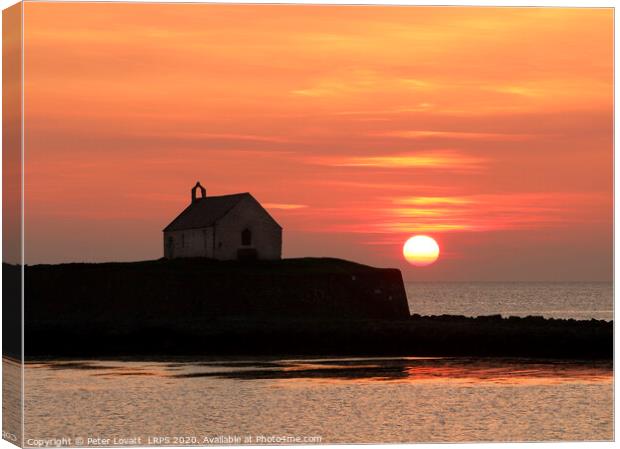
[241, 229, 252, 246]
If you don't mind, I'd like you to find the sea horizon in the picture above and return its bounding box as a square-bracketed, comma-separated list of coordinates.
[405, 280, 613, 321]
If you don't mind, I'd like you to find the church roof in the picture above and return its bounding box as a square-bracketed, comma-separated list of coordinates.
[163, 193, 253, 232]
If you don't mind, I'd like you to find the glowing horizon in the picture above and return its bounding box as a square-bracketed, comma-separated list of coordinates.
[19, 3, 612, 281]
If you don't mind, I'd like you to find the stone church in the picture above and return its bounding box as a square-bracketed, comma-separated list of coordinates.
[163, 182, 282, 260]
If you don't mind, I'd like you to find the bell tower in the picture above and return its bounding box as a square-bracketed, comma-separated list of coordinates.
[191, 181, 206, 203]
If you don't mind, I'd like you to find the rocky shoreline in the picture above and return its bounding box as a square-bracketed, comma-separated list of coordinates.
[23, 314, 612, 359]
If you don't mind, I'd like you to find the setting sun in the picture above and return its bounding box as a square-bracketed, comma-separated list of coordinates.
[403, 235, 440, 267]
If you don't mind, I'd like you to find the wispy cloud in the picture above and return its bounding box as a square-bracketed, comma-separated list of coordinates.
[141, 131, 291, 144]
[291, 70, 435, 97]
[309, 151, 485, 171]
[395, 196, 474, 206]
[290, 192, 609, 238]
[331, 104, 435, 116]
[372, 130, 535, 141]
[308, 180, 447, 191]
[490, 85, 540, 97]
[264, 203, 308, 210]
[372, 193, 609, 234]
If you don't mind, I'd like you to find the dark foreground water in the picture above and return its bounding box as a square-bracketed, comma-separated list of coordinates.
[406, 282, 613, 320]
[7, 357, 612, 445]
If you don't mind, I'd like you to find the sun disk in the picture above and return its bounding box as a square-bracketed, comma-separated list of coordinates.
[403, 235, 440, 266]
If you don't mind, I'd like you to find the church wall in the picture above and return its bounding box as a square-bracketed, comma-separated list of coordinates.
[164, 227, 214, 259]
[214, 197, 282, 260]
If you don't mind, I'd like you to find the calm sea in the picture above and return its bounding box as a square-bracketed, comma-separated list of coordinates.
[9, 357, 611, 444]
[406, 282, 613, 320]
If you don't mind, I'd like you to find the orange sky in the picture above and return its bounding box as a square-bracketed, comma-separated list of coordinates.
[20, 3, 612, 280]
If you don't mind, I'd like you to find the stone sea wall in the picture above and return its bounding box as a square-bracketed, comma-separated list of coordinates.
[21, 257, 409, 332]
[3, 259, 611, 359]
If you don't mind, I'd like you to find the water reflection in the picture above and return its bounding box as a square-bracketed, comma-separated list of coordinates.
[18, 357, 614, 443]
[28, 357, 612, 385]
